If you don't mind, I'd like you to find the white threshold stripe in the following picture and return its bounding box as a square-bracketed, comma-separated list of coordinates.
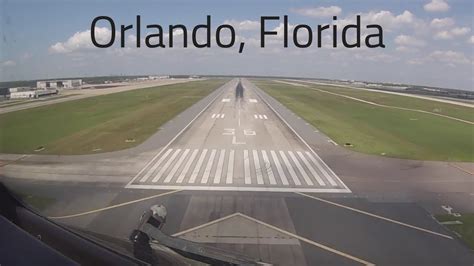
[288, 151, 314, 186]
[296, 192, 453, 240]
[127, 184, 351, 193]
[252, 150, 264, 185]
[279, 151, 301, 186]
[254, 114, 258, 119]
[212, 113, 216, 118]
[305, 152, 337, 186]
[176, 149, 199, 183]
[226, 150, 234, 184]
[251, 85, 351, 192]
[126, 83, 227, 187]
[164, 149, 190, 183]
[213, 149, 226, 184]
[263, 115, 268, 119]
[221, 114, 225, 118]
[139, 149, 173, 182]
[201, 149, 216, 184]
[261, 150, 277, 185]
[270, 150, 289, 185]
[244, 150, 251, 184]
[259, 115, 263, 119]
[297, 151, 325, 186]
[152, 149, 181, 183]
[189, 149, 208, 184]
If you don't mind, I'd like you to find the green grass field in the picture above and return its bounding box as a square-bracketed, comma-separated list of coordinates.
[294, 82, 473, 123]
[254, 80, 473, 161]
[436, 214, 474, 250]
[0, 79, 227, 155]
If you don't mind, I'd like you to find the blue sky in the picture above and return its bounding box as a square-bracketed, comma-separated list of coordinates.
[1, 0, 473, 90]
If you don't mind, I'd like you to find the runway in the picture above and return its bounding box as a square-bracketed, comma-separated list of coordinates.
[127, 79, 349, 193]
[1, 78, 473, 265]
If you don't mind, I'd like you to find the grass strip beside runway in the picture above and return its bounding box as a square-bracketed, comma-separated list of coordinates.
[255, 80, 473, 161]
[0, 79, 227, 154]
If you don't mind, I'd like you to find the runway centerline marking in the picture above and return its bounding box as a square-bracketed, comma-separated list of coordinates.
[173, 212, 374, 266]
[49, 190, 181, 220]
[296, 192, 453, 239]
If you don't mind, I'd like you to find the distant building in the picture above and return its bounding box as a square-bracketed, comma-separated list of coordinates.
[9, 91, 37, 99]
[10, 89, 58, 99]
[37, 79, 82, 89]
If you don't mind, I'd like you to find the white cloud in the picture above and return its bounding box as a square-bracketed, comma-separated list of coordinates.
[395, 35, 426, 47]
[291, 6, 342, 18]
[434, 27, 471, 40]
[469, 36, 474, 44]
[430, 17, 455, 28]
[424, 0, 450, 12]
[49, 27, 113, 54]
[223, 19, 260, 31]
[337, 10, 422, 32]
[429, 50, 470, 65]
[1, 60, 16, 67]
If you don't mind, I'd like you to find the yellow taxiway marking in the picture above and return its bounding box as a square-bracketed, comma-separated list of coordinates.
[49, 190, 181, 219]
[296, 192, 453, 239]
[173, 212, 374, 265]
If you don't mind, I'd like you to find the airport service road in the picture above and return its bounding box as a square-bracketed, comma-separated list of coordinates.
[127, 79, 349, 193]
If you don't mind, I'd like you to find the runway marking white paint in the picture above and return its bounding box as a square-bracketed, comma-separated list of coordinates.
[254, 114, 258, 119]
[288, 151, 314, 186]
[139, 149, 173, 182]
[212, 113, 226, 119]
[189, 149, 208, 183]
[252, 150, 264, 184]
[164, 149, 190, 183]
[250, 83, 350, 192]
[213, 149, 226, 184]
[262, 150, 277, 185]
[226, 150, 234, 184]
[152, 149, 181, 183]
[232, 136, 246, 145]
[129, 184, 351, 193]
[49, 190, 181, 220]
[271, 150, 289, 185]
[305, 152, 338, 186]
[279, 151, 301, 186]
[176, 149, 198, 183]
[201, 149, 216, 184]
[126, 81, 229, 188]
[258, 114, 263, 119]
[296, 192, 453, 240]
[222, 98, 230, 102]
[244, 150, 251, 184]
[172, 212, 374, 265]
[263, 115, 268, 119]
[297, 151, 325, 186]
[249, 99, 258, 103]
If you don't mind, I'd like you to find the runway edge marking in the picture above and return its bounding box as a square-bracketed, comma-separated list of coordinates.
[125, 81, 231, 188]
[249, 81, 351, 192]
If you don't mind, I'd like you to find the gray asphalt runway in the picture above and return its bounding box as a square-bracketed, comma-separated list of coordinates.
[1, 78, 473, 265]
[127, 79, 349, 193]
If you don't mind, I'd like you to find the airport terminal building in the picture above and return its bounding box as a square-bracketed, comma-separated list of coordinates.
[37, 79, 82, 89]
